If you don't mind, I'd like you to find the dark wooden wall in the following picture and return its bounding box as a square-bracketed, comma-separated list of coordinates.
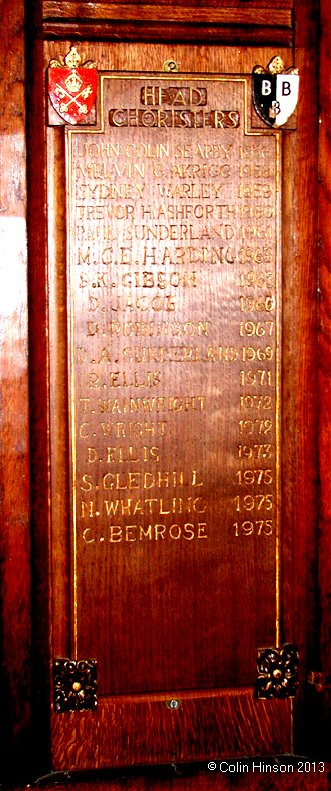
[0, 0, 330, 782]
[317, 0, 331, 758]
[42, 0, 294, 44]
[0, 0, 32, 781]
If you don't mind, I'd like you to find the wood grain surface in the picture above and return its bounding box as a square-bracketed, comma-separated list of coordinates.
[0, 0, 31, 782]
[43, 0, 293, 7]
[44, 42, 292, 679]
[47, 127, 71, 661]
[26, 0, 53, 778]
[43, 24, 318, 773]
[42, 1, 293, 43]
[281, 0, 319, 754]
[67, 74, 279, 695]
[43, 2, 292, 24]
[0, 0, 328, 782]
[50, 691, 292, 769]
[317, 0, 331, 759]
[44, 43, 293, 75]
[44, 40, 292, 769]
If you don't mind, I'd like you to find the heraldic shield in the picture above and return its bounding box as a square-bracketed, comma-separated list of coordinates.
[48, 46, 97, 125]
[253, 56, 299, 128]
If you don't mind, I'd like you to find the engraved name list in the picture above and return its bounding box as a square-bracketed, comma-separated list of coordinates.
[66, 75, 281, 686]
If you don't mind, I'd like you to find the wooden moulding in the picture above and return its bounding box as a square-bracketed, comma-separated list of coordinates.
[318, 0, 331, 668]
[44, 0, 294, 7]
[43, 1, 292, 21]
[42, 24, 293, 45]
[317, 0, 331, 758]
[26, 0, 53, 778]
[0, 0, 31, 781]
[281, 0, 319, 755]
[51, 690, 292, 769]
[42, 2, 293, 44]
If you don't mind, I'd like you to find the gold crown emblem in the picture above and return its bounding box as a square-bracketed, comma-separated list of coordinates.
[64, 71, 83, 93]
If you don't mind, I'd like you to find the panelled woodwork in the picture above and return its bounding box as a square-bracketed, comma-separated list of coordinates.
[25, 0, 54, 777]
[51, 693, 292, 770]
[318, 0, 331, 662]
[317, 0, 331, 759]
[281, 0, 319, 752]
[44, 41, 295, 768]
[1, 0, 329, 782]
[41, 11, 318, 766]
[0, 0, 31, 781]
[42, 1, 293, 43]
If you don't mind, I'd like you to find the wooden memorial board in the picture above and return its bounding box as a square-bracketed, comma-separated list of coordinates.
[51, 72, 289, 767]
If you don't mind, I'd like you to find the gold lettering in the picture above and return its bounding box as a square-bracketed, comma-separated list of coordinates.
[125, 525, 137, 542]
[71, 77, 278, 563]
[81, 501, 95, 518]
[79, 422, 90, 439]
[100, 469, 202, 491]
[81, 474, 93, 492]
[109, 526, 122, 542]
[109, 109, 239, 129]
[100, 420, 167, 438]
[80, 496, 206, 517]
[82, 521, 208, 543]
[96, 395, 205, 415]
[169, 523, 181, 538]
[197, 523, 208, 538]
[140, 525, 152, 539]
[87, 447, 98, 463]
[83, 528, 95, 543]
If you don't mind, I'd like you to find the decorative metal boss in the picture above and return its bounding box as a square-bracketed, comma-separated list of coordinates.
[256, 643, 299, 699]
[53, 657, 98, 712]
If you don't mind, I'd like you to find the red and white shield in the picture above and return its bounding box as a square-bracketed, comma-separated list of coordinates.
[48, 66, 98, 125]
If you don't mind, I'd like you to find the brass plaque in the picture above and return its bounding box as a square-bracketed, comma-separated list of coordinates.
[67, 75, 281, 694]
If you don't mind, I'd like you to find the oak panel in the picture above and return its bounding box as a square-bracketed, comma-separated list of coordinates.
[317, 0, 331, 758]
[0, 0, 31, 781]
[318, 0, 331, 666]
[47, 127, 71, 659]
[281, 0, 319, 753]
[46, 39, 292, 767]
[0, 0, 324, 780]
[43, 0, 318, 772]
[51, 690, 292, 769]
[45, 41, 292, 670]
[42, 1, 293, 43]
[43, 2, 292, 24]
[43, 25, 293, 45]
[26, 0, 52, 777]
[44, 0, 293, 7]
[44, 42, 292, 74]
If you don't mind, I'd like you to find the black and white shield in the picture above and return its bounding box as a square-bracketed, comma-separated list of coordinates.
[253, 73, 299, 127]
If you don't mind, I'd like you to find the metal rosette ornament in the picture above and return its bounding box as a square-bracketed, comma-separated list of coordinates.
[252, 56, 299, 128]
[255, 643, 299, 699]
[48, 46, 97, 125]
[53, 657, 98, 712]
